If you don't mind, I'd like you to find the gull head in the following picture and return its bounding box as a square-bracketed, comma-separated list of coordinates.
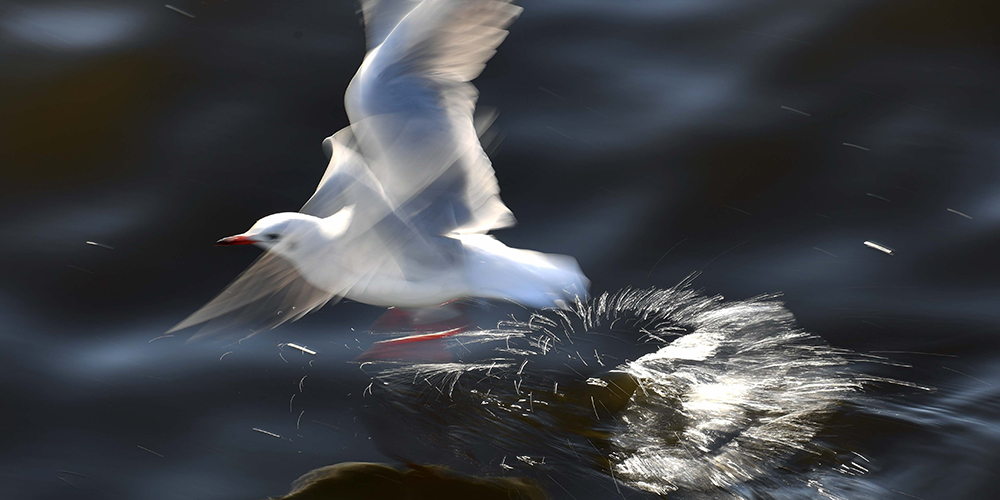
[215, 208, 353, 260]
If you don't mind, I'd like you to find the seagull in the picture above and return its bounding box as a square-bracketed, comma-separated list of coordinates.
[169, 0, 588, 338]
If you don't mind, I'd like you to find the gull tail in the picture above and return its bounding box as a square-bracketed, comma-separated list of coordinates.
[460, 234, 589, 310]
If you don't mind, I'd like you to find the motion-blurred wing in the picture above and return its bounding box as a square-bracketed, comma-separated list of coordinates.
[346, 0, 521, 236]
[304, 126, 456, 279]
[359, 0, 423, 50]
[167, 252, 337, 340]
[169, 130, 376, 338]
[170, 129, 432, 338]
[302, 126, 392, 224]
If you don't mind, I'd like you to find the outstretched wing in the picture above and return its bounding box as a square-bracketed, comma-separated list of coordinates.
[302, 126, 392, 223]
[305, 126, 457, 278]
[167, 252, 338, 340]
[170, 128, 447, 338]
[346, 0, 521, 237]
[169, 1, 525, 336]
[168, 129, 373, 338]
[359, 0, 423, 50]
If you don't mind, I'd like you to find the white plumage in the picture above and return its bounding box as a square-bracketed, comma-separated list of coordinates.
[170, 0, 588, 337]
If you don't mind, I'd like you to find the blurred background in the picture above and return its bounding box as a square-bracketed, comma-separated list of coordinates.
[1, 0, 998, 498]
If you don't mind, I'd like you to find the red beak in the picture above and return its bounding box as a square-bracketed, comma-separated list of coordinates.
[215, 235, 257, 246]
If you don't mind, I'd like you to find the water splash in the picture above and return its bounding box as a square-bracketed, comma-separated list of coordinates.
[606, 291, 860, 494]
[362, 279, 902, 497]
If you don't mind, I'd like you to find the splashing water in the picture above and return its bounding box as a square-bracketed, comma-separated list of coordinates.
[361, 278, 904, 498]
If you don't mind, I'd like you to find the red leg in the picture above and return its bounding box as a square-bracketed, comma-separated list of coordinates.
[355, 327, 464, 362]
[358, 303, 473, 362]
[370, 307, 414, 332]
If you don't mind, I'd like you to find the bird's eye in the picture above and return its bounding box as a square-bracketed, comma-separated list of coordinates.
[266, 233, 281, 240]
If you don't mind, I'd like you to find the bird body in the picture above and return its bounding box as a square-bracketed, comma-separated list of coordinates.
[345, 234, 586, 309]
[170, 0, 588, 336]
[219, 211, 586, 309]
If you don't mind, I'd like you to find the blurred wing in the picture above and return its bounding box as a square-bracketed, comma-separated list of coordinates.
[170, 130, 407, 339]
[359, 0, 423, 50]
[302, 126, 391, 223]
[167, 252, 338, 340]
[305, 126, 457, 279]
[346, 0, 521, 236]
[170, 129, 377, 338]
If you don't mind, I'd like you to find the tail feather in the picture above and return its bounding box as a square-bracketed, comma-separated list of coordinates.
[460, 235, 589, 309]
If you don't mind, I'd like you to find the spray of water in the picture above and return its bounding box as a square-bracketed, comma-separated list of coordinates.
[361, 277, 907, 498]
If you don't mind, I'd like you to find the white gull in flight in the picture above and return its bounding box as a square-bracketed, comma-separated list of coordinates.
[170, 0, 588, 337]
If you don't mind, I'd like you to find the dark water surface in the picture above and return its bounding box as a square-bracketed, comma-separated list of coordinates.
[2, 0, 999, 498]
